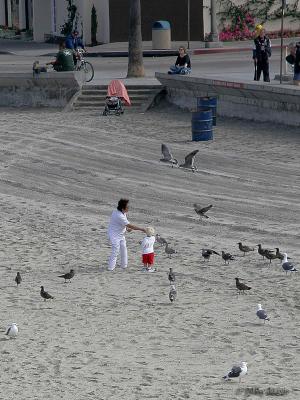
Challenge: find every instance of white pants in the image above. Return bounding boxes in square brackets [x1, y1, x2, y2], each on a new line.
[108, 237, 128, 271]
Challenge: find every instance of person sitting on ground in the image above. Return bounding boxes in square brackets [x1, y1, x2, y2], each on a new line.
[46, 41, 75, 72]
[168, 46, 191, 75]
[286, 42, 300, 85]
[141, 227, 156, 272]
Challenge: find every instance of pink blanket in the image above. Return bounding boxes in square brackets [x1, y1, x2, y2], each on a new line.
[107, 80, 131, 106]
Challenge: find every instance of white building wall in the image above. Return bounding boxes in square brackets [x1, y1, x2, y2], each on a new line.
[32, 0, 51, 41]
[0, 0, 6, 25]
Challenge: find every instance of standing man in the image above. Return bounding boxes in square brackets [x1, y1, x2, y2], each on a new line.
[253, 26, 272, 82]
[107, 199, 146, 271]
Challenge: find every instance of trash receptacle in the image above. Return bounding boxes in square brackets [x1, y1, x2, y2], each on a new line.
[197, 97, 218, 126]
[192, 109, 213, 141]
[152, 20, 171, 50]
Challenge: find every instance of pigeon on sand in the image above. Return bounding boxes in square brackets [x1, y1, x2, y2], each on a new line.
[238, 242, 254, 256]
[194, 204, 213, 219]
[223, 362, 248, 383]
[235, 278, 251, 294]
[58, 269, 75, 283]
[282, 253, 297, 274]
[201, 249, 220, 261]
[5, 323, 18, 338]
[165, 243, 176, 258]
[222, 251, 235, 264]
[40, 286, 54, 301]
[15, 272, 22, 286]
[169, 285, 177, 302]
[256, 304, 270, 323]
[168, 268, 176, 283]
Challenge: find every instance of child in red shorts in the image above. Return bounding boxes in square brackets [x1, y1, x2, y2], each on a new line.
[141, 227, 156, 272]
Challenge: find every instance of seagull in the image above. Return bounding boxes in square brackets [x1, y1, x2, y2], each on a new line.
[40, 286, 54, 301]
[155, 234, 167, 246]
[194, 204, 213, 219]
[168, 268, 175, 283]
[169, 285, 177, 302]
[160, 144, 178, 167]
[275, 248, 290, 262]
[237, 242, 254, 256]
[235, 278, 251, 294]
[5, 323, 18, 338]
[257, 244, 273, 259]
[58, 269, 75, 283]
[179, 150, 199, 172]
[282, 253, 297, 274]
[222, 251, 235, 264]
[201, 249, 220, 261]
[15, 272, 22, 287]
[223, 362, 248, 383]
[256, 304, 270, 323]
[264, 251, 278, 264]
[165, 243, 176, 258]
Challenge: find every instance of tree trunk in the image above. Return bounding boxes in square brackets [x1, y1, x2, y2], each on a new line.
[127, 0, 145, 77]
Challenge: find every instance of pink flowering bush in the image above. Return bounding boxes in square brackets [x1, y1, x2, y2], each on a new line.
[219, 7, 256, 41]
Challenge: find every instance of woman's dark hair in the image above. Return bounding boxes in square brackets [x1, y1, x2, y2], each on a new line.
[117, 199, 129, 211]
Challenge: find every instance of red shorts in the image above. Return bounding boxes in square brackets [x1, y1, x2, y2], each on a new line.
[142, 253, 155, 265]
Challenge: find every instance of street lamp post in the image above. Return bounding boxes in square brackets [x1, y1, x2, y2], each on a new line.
[279, 0, 286, 84]
[187, 0, 190, 49]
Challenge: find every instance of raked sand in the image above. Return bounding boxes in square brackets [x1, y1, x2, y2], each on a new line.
[0, 104, 299, 399]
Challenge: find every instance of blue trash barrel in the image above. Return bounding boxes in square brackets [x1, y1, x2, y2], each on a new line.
[197, 97, 217, 126]
[192, 109, 213, 141]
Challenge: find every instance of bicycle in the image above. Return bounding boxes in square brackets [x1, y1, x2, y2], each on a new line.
[75, 48, 94, 82]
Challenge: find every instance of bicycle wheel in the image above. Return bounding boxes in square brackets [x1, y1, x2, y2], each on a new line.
[83, 61, 94, 82]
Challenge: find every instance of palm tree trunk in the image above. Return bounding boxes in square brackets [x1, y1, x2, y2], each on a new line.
[127, 0, 145, 77]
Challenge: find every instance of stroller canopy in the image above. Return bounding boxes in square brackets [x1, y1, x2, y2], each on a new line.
[107, 80, 131, 106]
[107, 79, 131, 106]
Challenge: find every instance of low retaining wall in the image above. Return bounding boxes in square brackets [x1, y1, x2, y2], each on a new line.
[0, 72, 81, 108]
[155, 73, 300, 126]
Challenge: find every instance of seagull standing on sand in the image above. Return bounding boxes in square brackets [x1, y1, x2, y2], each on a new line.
[223, 362, 248, 383]
[194, 204, 213, 219]
[235, 278, 251, 294]
[155, 234, 167, 246]
[179, 150, 199, 172]
[5, 323, 18, 338]
[160, 144, 178, 167]
[165, 243, 176, 258]
[169, 285, 177, 302]
[256, 304, 270, 323]
[282, 253, 297, 274]
[238, 242, 254, 256]
[201, 249, 220, 262]
[168, 268, 176, 283]
[58, 269, 75, 283]
[257, 244, 273, 259]
[40, 286, 54, 301]
[15, 272, 22, 287]
[222, 251, 235, 264]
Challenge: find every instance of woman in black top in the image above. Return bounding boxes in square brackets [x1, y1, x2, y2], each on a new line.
[168, 46, 191, 75]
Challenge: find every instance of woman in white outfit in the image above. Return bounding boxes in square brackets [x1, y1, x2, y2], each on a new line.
[107, 199, 146, 271]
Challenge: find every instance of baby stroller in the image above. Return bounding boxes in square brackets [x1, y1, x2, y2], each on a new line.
[103, 80, 131, 116]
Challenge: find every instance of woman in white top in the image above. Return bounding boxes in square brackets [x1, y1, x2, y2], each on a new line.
[107, 199, 146, 271]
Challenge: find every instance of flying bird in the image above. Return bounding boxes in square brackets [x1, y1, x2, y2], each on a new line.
[40, 286, 54, 301]
[282, 253, 297, 274]
[256, 304, 270, 323]
[5, 323, 18, 339]
[15, 272, 22, 287]
[235, 278, 251, 294]
[222, 251, 235, 264]
[155, 234, 168, 246]
[194, 204, 213, 219]
[160, 144, 178, 167]
[165, 243, 176, 258]
[201, 249, 220, 261]
[179, 150, 199, 172]
[169, 285, 177, 302]
[58, 269, 75, 283]
[223, 362, 248, 383]
[237, 242, 254, 256]
[168, 268, 176, 283]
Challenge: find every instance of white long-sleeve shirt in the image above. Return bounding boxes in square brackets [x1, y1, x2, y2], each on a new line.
[108, 210, 129, 241]
[141, 236, 155, 254]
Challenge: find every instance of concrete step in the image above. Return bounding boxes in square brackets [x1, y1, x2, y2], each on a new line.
[82, 84, 162, 90]
[76, 95, 150, 102]
[74, 101, 142, 107]
[81, 89, 159, 96]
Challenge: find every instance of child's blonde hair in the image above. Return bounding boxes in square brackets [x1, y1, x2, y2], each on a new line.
[145, 226, 155, 236]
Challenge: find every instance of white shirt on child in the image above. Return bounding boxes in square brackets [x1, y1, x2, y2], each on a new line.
[141, 236, 155, 254]
[108, 210, 129, 241]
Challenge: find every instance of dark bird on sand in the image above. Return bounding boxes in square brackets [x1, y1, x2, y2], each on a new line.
[237, 242, 254, 256]
[40, 286, 54, 301]
[155, 234, 168, 246]
[58, 269, 75, 283]
[223, 362, 248, 383]
[222, 251, 235, 264]
[264, 251, 278, 264]
[15, 272, 22, 286]
[282, 253, 297, 274]
[168, 268, 176, 283]
[201, 249, 220, 261]
[165, 243, 176, 258]
[256, 244, 274, 259]
[169, 285, 177, 302]
[179, 150, 199, 172]
[275, 248, 290, 262]
[160, 144, 178, 167]
[194, 204, 213, 219]
[235, 278, 251, 294]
